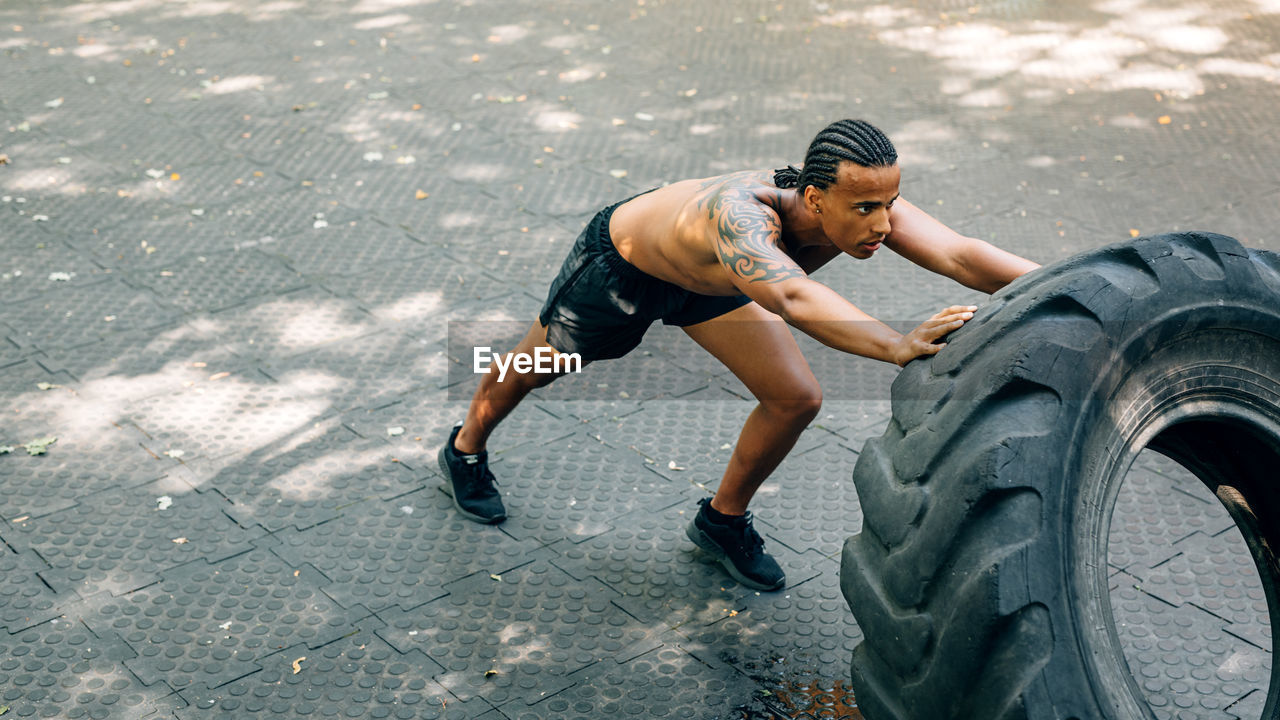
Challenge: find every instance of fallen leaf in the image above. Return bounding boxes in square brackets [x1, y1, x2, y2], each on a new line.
[1129, 229, 1141, 238]
[170, 173, 180, 181]
[1158, 115, 1172, 125]
[292, 657, 305, 674]
[24, 437, 56, 455]
[415, 190, 429, 200]
[0, 155, 8, 165]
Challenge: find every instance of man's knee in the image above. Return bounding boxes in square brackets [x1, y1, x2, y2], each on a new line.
[763, 384, 822, 423]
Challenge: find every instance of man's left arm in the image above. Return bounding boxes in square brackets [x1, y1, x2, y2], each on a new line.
[884, 198, 1040, 293]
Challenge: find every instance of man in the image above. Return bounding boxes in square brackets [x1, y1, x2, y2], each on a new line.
[439, 119, 1039, 591]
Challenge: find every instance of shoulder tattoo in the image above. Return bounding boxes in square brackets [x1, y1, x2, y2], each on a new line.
[696, 177, 805, 285]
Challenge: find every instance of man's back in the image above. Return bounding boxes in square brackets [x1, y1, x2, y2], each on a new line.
[608, 170, 823, 296]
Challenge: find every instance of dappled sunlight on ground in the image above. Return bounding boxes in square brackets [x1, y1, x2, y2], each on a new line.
[842, 0, 1279, 101]
[265, 440, 396, 500]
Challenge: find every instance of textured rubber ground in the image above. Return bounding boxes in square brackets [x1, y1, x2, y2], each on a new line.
[841, 233, 1280, 720]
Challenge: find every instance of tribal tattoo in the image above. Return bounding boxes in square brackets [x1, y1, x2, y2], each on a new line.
[696, 173, 806, 285]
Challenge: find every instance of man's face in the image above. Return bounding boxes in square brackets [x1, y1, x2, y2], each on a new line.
[808, 161, 901, 259]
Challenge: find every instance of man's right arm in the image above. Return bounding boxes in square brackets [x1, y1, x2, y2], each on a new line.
[710, 198, 973, 366]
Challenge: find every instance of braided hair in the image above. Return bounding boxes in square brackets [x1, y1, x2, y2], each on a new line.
[774, 119, 897, 191]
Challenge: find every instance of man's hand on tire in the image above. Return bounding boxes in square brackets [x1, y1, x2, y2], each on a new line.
[892, 305, 977, 367]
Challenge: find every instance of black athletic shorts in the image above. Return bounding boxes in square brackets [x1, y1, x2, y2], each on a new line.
[538, 194, 753, 362]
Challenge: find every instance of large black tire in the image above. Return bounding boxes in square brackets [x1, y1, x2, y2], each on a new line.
[840, 232, 1280, 720]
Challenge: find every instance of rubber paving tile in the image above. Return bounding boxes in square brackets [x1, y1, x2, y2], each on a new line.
[197, 285, 381, 363]
[3, 277, 182, 353]
[0, 228, 107, 306]
[1144, 529, 1271, 652]
[500, 635, 759, 720]
[31, 320, 250, 408]
[252, 330, 450, 415]
[180, 417, 420, 533]
[125, 247, 309, 314]
[4, 476, 262, 598]
[176, 629, 500, 720]
[376, 559, 654, 709]
[1111, 583, 1268, 720]
[270, 488, 535, 614]
[0, 544, 66, 635]
[1, 381, 168, 523]
[484, 429, 692, 546]
[74, 544, 373, 693]
[0, 617, 184, 720]
[1109, 452, 1237, 578]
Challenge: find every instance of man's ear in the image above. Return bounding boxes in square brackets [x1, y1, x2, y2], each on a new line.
[803, 185, 823, 214]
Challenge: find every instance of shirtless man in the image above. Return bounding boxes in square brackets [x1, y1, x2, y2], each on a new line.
[439, 119, 1039, 591]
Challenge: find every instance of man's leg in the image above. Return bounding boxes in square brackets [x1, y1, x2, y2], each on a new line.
[454, 319, 573, 454]
[681, 301, 822, 514]
[441, 319, 577, 523]
[679, 301, 821, 590]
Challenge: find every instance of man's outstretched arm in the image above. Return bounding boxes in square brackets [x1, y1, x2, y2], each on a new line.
[710, 197, 973, 366]
[885, 198, 1039, 293]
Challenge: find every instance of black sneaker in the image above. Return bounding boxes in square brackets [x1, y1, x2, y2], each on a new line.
[686, 498, 785, 591]
[438, 423, 507, 524]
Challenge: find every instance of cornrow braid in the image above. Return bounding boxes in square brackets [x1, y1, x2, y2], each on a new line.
[773, 119, 897, 190]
